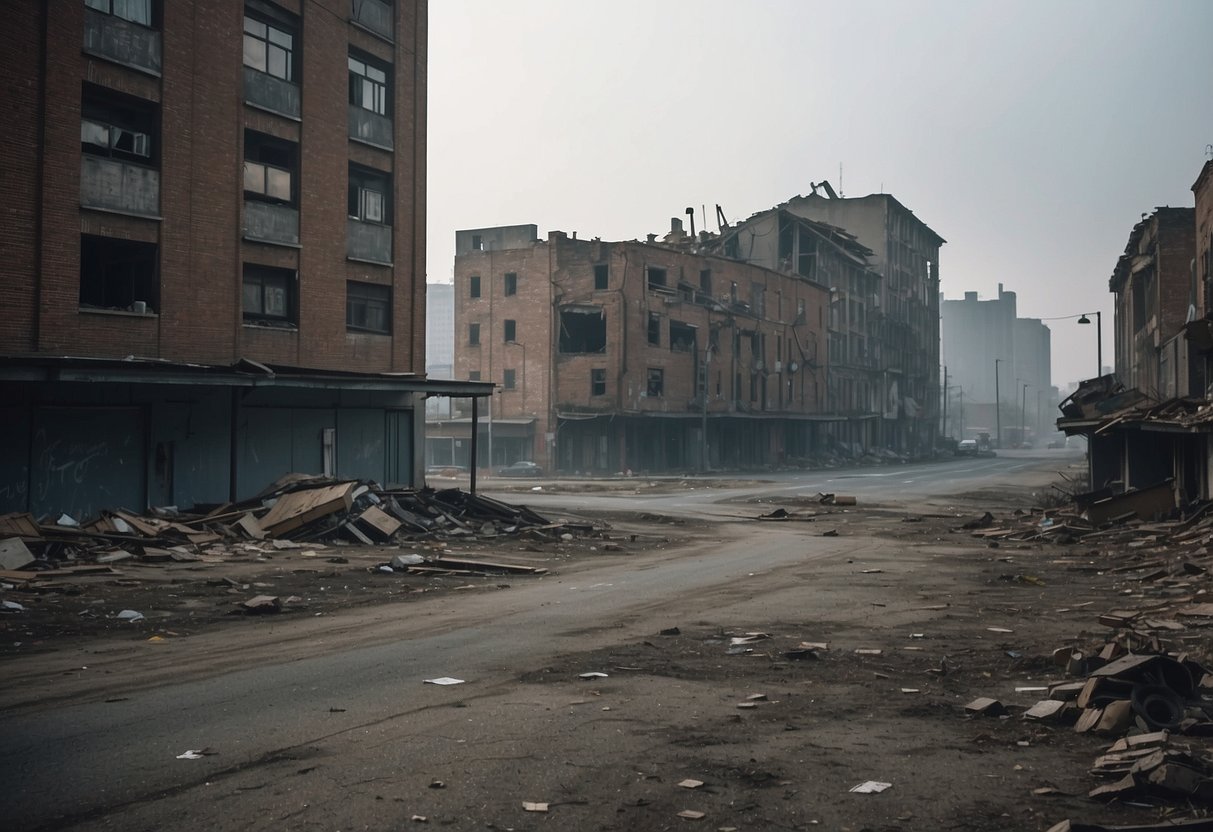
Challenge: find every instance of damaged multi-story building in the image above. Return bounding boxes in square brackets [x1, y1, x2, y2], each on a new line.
[433, 223, 831, 473]
[0, 0, 486, 519]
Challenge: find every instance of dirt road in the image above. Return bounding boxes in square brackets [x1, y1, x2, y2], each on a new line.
[1, 452, 1184, 831]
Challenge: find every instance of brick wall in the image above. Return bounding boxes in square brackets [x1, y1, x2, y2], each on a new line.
[1, 0, 426, 373]
[1195, 162, 1213, 320]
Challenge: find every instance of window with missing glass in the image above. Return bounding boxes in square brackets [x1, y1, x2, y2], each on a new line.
[346, 281, 391, 334]
[593, 263, 609, 290]
[243, 8, 296, 82]
[348, 165, 390, 224]
[86, 0, 153, 26]
[349, 51, 390, 116]
[243, 130, 295, 204]
[81, 85, 158, 165]
[243, 263, 295, 324]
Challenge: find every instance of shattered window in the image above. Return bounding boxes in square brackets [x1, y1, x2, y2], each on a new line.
[559, 307, 606, 353]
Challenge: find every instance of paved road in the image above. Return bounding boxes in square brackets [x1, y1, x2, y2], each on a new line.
[0, 450, 1079, 830]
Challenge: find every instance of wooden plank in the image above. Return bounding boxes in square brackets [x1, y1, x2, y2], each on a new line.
[0, 513, 42, 538]
[430, 555, 547, 575]
[260, 483, 355, 537]
[0, 537, 35, 571]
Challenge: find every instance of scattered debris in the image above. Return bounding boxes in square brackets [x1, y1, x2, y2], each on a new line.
[676, 809, 706, 819]
[677, 779, 705, 789]
[423, 677, 465, 686]
[849, 781, 892, 794]
[522, 802, 549, 813]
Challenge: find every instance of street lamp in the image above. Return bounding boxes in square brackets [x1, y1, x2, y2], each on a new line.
[1077, 311, 1103, 377]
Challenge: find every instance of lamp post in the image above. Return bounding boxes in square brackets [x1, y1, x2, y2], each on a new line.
[1077, 311, 1102, 377]
[994, 358, 1003, 449]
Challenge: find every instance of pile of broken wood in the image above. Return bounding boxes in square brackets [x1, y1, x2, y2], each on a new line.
[0, 474, 587, 581]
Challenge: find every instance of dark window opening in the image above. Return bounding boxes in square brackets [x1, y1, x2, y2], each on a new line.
[730, 281, 738, 304]
[594, 263, 609, 290]
[80, 234, 158, 312]
[471, 234, 483, 251]
[647, 312, 661, 346]
[469, 275, 481, 298]
[559, 308, 606, 353]
[504, 272, 517, 296]
[503, 319, 516, 342]
[81, 84, 158, 165]
[751, 284, 766, 317]
[244, 130, 296, 204]
[348, 164, 390, 224]
[243, 6, 297, 82]
[699, 269, 712, 294]
[796, 229, 817, 278]
[349, 50, 390, 116]
[646, 266, 667, 289]
[243, 263, 296, 324]
[723, 235, 740, 259]
[86, 0, 154, 26]
[468, 322, 480, 345]
[503, 369, 516, 390]
[750, 373, 759, 402]
[670, 320, 696, 353]
[346, 280, 391, 334]
[591, 369, 606, 396]
[468, 370, 481, 381]
[647, 368, 664, 397]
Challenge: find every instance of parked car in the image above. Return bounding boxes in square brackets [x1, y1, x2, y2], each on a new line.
[957, 439, 979, 456]
[498, 460, 543, 477]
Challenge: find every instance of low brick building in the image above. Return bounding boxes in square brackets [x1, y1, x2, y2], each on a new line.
[0, 0, 486, 518]
[437, 225, 831, 474]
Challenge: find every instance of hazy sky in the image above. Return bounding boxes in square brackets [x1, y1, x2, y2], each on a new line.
[428, 0, 1213, 388]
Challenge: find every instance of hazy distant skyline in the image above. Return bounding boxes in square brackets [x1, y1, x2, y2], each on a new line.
[428, 0, 1213, 388]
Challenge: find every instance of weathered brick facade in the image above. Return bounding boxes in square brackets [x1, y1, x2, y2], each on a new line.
[449, 227, 830, 473]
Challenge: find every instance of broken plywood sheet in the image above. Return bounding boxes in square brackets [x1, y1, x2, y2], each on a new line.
[357, 505, 402, 541]
[259, 482, 355, 538]
[0, 537, 36, 571]
[0, 513, 41, 538]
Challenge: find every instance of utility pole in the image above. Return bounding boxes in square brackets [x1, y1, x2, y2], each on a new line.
[994, 358, 1003, 449]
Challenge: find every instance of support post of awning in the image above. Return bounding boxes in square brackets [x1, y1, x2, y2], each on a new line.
[469, 396, 480, 494]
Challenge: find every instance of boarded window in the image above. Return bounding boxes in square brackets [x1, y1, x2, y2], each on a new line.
[559, 307, 606, 353]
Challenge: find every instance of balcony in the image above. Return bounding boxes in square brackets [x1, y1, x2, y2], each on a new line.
[350, 0, 393, 40]
[347, 218, 392, 264]
[83, 7, 162, 75]
[244, 201, 299, 246]
[349, 104, 393, 150]
[243, 66, 300, 120]
[80, 156, 159, 217]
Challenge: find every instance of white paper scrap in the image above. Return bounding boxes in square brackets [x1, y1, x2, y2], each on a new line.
[849, 781, 892, 794]
[423, 677, 465, 686]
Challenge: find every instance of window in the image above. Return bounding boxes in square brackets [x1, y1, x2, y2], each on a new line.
[471, 234, 483, 251]
[468, 323, 480, 345]
[503, 319, 516, 342]
[503, 369, 516, 390]
[244, 131, 295, 204]
[646, 266, 667, 289]
[349, 51, 390, 116]
[591, 369, 606, 396]
[504, 272, 517, 296]
[670, 320, 696, 353]
[646, 368, 664, 397]
[699, 269, 712, 294]
[81, 85, 157, 165]
[243, 264, 295, 323]
[559, 307, 606, 353]
[647, 312, 661, 346]
[751, 284, 766, 317]
[79, 235, 158, 312]
[85, 0, 153, 26]
[468, 370, 481, 381]
[346, 281, 391, 333]
[348, 165, 390, 224]
[243, 9, 296, 82]
[350, 0, 393, 39]
[593, 263, 609, 290]
[469, 275, 481, 298]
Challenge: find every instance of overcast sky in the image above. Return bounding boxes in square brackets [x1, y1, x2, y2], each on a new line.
[427, 0, 1213, 388]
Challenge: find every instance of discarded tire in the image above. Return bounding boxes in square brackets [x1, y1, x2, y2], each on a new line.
[1130, 684, 1185, 730]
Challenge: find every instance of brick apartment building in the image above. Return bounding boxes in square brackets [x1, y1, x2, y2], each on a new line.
[1109, 207, 1196, 396]
[433, 224, 830, 474]
[0, 0, 485, 519]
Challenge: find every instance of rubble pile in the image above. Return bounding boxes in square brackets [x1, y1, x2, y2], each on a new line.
[0, 474, 593, 580]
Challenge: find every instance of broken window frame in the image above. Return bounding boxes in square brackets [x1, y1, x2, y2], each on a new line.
[591, 368, 606, 396]
[699, 268, 712, 295]
[669, 320, 696, 353]
[558, 306, 606, 354]
[86, 0, 155, 27]
[243, 6, 297, 83]
[504, 272, 518, 296]
[348, 164, 391, 224]
[244, 130, 296, 205]
[345, 280, 391, 334]
[348, 50, 390, 116]
[469, 275, 481, 298]
[593, 263, 609, 290]
[468, 322, 480, 345]
[242, 263, 296, 324]
[503, 319, 516, 343]
[646, 265, 667, 289]
[646, 368, 664, 398]
[79, 234, 159, 313]
[81, 84, 158, 166]
[503, 368, 516, 390]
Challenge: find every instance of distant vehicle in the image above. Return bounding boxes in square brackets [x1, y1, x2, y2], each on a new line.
[498, 460, 543, 477]
[957, 439, 979, 456]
